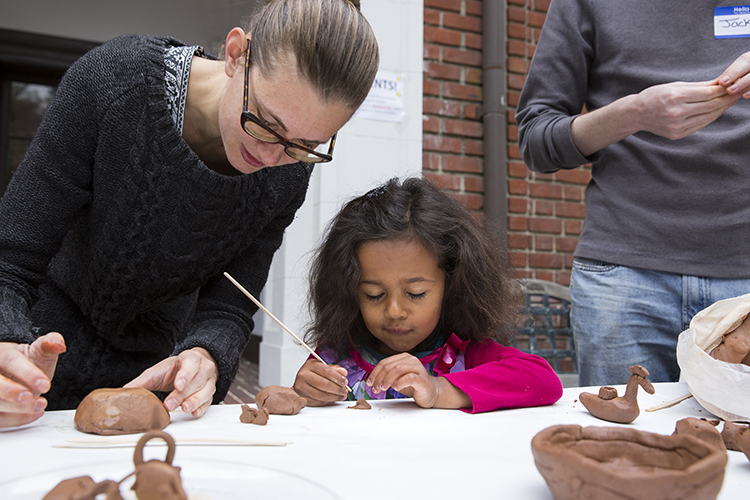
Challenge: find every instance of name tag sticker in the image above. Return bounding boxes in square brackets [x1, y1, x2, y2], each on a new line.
[715, 6, 750, 38]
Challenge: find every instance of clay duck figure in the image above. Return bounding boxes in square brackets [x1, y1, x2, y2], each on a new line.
[579, 365, 655, 424]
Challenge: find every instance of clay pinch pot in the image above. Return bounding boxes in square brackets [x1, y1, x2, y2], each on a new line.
[255, 385, 308, 415]
[531, 423, 727, 500]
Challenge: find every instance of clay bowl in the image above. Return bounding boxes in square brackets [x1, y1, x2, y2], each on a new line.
[531, 424, 727, 500]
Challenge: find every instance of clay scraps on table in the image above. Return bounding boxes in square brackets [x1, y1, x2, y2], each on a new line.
[74, 387, 170, 436]
[43, 431, 186, 500]
[348, 398, 371, 410]
[579, 364, 655, 424]
[239, 404, 270, 425]
[255, 385, 308, 415]
[722, 421, 750, 462]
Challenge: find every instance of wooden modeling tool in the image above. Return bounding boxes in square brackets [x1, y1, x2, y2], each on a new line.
[223, 272, 352, 393]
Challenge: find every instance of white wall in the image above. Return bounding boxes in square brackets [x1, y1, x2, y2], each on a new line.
[258, 0, 424, 387]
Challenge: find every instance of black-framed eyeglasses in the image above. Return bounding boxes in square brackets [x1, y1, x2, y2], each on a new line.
[241, 40, 336, 164]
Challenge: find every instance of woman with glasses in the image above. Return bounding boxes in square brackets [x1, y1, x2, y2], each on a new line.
[0, 0, 378, 428]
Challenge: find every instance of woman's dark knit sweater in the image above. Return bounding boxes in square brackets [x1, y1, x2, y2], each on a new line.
[0, 35, 313, 409]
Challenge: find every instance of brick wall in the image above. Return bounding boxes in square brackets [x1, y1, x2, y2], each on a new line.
[423, 0, 591, 286]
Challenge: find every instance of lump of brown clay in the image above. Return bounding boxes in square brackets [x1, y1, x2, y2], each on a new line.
[710, 320, 750, 366]
[721, 421, 750, 461]
[239, 404, 269, 425]
[43, 476, 123, 500]
[579, 365, 655, 424]
[131, 431, 187, 500]
[672, 418, 725, 452]
[75, 388, 170, 435]
[531, 421, 728, 500]
[255, 385, 307, 415]
[347, 398, 371, 410]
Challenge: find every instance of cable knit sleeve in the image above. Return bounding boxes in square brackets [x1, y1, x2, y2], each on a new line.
[0, 39, 107, 343]
[444, 340, 563, 414]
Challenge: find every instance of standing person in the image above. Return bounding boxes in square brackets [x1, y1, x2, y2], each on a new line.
[293, 178, 563, 413]
[515, 0, 750, 386]
[0, 0, 379, 428]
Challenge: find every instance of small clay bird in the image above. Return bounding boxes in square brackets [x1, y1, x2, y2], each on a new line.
[580, 364, 655, 424]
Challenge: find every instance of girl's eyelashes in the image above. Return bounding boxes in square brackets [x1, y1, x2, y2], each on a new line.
[365, 293, 384, 302]
[407, 292, 426, 300]
[363, 291, 427, 301]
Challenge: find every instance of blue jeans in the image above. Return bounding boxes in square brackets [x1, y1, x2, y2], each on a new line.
[570, 258, 750, 386]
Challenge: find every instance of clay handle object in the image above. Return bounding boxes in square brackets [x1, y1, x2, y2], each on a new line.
[134, 431, 177, 467]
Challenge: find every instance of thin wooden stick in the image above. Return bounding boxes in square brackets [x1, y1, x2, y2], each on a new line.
[224, 272, 352, 393]
[55, 437, 291, 448]
[645, 393, 693, 412]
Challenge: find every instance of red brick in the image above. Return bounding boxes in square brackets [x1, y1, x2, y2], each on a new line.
[534, 270, 555, 282]
[534, 0, 552, 12]
[424, 98, 462, 117]
[449, 192, 483, 210]
[443, 155, 482, 173]
[425, 0, 461, 12]
[444, 12, 482, 32]
[535, 235, 554, 251]
[508, 73, 526, 90]
[465, 33, 482, 50]
[510, 251, 529, 267]
[424, 172, 462, 190]
[423, 79, 441, 96]
[509, 216, 528, 231]
[529, 218, 562, 234]
[423, 134, 462, 153]
[529, 182, 562, 199]
[424, 26, 461, 47]
[424, 8, 441, 26]
[465, 68, 482, 85]
[529, 253, 564, 269]
[424, 61, 462, 81]
[564, 220, 584, 235]
[508, 7, 527, 23]
[423, 115, 440, 134]
[443, 82, 482, 101]
[443, 118, 482, 138]
[508, 197, 529, 213]
[464, 103, 481, 120]
[534, 200, 553, 215]
[507, 23, 528, 40]
[556, 236, 579, 253]
[424, 43, 441, 60]
[563, 185, 584, 201]
[529, 11, 547, 28]
[443, 47, 482, 67]
[466, 0, 482, 16]
[508, 162, 528, 178]
[464, 139, 483, 156]
[508, 179, 528, 195]
[423, 153, 441, 171]
[464, 175, 484, 193]
[507, 56, 529, 74]
[555, 201, 587, 219]
[509, 233, 531, 249]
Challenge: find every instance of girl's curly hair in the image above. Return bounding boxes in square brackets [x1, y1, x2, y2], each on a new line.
[304, 177, 522, 352]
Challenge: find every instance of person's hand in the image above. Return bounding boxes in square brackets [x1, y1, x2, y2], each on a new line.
[367, 353, 471, 410]
[718, 51, 750, 98]
[124, 347, 218, 418]
[634, 81, 738, 140]
[0, 332, 66, 428]
[292, 359, 348, 406]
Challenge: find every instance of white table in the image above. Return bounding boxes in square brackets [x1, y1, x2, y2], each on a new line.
[1, 382, 748, 499]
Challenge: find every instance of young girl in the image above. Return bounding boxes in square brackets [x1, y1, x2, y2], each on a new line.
[293, 178, 563, 413]
[0, 0, 378, 428]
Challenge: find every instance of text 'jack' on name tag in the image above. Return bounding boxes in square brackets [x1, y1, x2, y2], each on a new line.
[715, 5, 750, 38]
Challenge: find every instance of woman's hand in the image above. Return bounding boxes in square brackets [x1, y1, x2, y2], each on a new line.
[293, 359, 348, 406]
[124, 347, 218, 418]
[367, 353, 471, 410]
[0, 332, 66, 428]
[718, 51, 750, 98]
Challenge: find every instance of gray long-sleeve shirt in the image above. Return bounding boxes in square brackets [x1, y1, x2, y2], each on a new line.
[516, 0, 750, 278]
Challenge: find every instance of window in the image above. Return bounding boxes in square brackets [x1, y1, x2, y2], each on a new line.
[0, 29, 98, 196]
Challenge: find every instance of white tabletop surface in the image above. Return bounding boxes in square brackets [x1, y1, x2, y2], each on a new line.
[1, 382, 748, 499]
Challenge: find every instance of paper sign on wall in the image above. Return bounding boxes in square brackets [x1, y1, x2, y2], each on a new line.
[354, 71, 404, 123]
